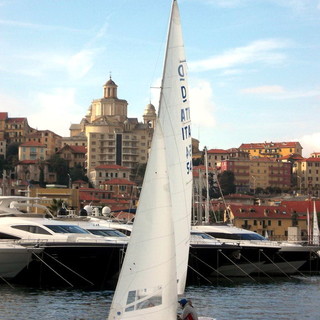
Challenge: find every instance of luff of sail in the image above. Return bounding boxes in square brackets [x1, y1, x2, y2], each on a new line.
[107, 120, 177, 320]
[158, 0, 192, 295]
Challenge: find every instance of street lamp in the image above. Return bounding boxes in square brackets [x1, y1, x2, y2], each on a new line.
[67, 174, 72, 189]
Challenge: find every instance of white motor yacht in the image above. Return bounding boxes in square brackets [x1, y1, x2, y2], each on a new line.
[0, 197, 127, 289]
[192, 224, 319, 276]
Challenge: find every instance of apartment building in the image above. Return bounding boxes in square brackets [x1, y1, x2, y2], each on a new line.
[227, 203, 308, 240]
[0, 113, 36, 144]
[207, 148, 249, 168]
[56, 145, 87, 168]
[221, 158, 292, 193]
[239, 141, 303, 159]
[294, 157, 320, 196]
[25, 129, 62, 159]
[18, 141, 46, 161]
[90, 164, 131, 188]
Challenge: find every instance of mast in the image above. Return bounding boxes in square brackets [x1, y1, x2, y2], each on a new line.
[204, 147, 210, 223]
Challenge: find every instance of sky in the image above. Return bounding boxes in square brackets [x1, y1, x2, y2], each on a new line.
[1, 0, 319, 157]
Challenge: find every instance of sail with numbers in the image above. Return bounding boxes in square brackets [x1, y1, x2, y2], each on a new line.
[107, 1, 192, 319]
[157, 0, 192, 296]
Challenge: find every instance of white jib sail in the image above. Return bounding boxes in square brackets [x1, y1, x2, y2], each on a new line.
[108, 120, 177, 320]
[158, 0, 193, 295]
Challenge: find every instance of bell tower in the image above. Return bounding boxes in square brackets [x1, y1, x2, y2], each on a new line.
[103, 76, 118, 98]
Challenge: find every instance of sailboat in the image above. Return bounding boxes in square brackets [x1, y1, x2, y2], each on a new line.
[108, 1, 201, 319]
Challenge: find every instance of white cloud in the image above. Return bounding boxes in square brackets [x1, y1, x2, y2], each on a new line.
[189, 39, 290, 72]
[0, 92, 26, 115]
[28, 88, 82, 136]
[190, 79, 216, 128]
[241, 85, 285, 94]
[240, 85, 320, 99]
[297, 132, 320, 157]
[67, 49, 99, 80]
[201, 0, 248, 8]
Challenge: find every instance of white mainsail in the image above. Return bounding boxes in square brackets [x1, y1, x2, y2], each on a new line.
[108, 120, 177, 320]
[158, 0, 193, 295]
[313, 201, 319, 245]
[108, 1, 191, 318]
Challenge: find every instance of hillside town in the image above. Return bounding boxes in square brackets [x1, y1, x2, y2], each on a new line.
[1, 77, 319, 243]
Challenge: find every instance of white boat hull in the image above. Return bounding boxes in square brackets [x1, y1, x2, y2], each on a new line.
[0, 243, 39, 278]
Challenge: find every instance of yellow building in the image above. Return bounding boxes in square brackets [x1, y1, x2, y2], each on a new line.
[29, 187, 80, 214]
[294, 157, 320, 196]
[18, 142, 46, 161]
[239, 141, 303, 159]
[221, 158, 292, 193]
[25, 129, 62, 159]
[227, 203, 308, 241]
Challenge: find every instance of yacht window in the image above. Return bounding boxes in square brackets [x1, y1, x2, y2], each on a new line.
[0, 232, 21, 239]
[11, 225, 51, 235]
[191, 232, 213, 239]
[117, 229, 131, 236]
[88, 229, 127, 237]
[207, 232, 265, 241]
[45, 225, 89, 234]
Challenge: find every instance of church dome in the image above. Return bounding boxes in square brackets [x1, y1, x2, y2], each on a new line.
[143, 103, 156, 116]
[104, 78, 117, 87]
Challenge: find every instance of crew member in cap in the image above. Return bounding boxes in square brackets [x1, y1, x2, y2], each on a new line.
[178, 298, 199, 320]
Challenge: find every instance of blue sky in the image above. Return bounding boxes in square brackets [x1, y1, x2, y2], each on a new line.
[1, 0, 319, 157]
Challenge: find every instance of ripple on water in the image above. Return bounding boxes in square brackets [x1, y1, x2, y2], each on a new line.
[0, 278, 320, 320]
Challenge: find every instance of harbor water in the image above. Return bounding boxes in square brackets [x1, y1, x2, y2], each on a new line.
[0, 277, 319, 320]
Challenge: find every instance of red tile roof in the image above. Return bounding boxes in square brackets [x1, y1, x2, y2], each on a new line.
[239, 141, 300, 149]
[281, 200, 320, 214]
[79, 192, 100, 201]
[207, 149, 228, 154]
[229, 203, 305, 220]
[279, 154, 305, 160]
[305, 157, 320, 162]
[6, 117, 26, 123]
[229, 200, 320, 220]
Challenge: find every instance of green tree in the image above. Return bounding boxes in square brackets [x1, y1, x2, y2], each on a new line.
[219, 171, 236, 195]
[69, 164, 88, 182]
[4, 142, 19, 172]
[47, 155, 69, 185]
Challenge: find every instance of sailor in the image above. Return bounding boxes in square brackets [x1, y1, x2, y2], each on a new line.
[178, 298, 199, 320]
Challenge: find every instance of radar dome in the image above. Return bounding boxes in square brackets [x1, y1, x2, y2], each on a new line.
[84, 205, 93, 215]
[102, 206, 111, 216]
